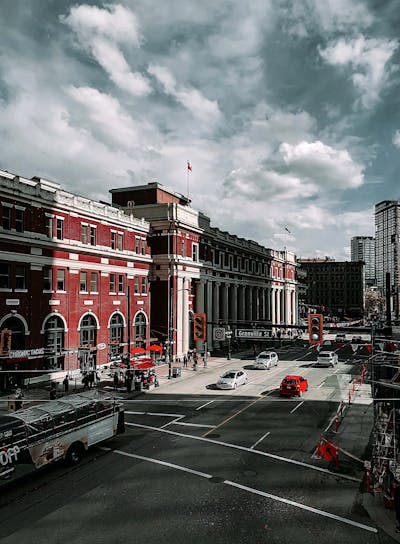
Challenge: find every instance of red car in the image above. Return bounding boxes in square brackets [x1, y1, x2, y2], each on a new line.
[280, 375, 308, 397]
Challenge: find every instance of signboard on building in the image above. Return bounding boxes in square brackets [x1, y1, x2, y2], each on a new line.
[235, 329, 271, 339]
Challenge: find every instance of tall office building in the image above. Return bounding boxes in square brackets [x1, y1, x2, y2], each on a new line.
[375, 200, 400, 317]
[351, 236, 375, 286]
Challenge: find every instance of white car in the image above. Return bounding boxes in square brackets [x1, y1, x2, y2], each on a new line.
[217, 369, 248, 390]
[253, 351, 278, 370]
[317, 351, 338, 367]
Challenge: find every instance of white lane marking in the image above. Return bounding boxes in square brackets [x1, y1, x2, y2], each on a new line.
[225, 481, 377, 534]
[101, 447, 212, 479]
[196, 400, 214, 411]
[290, 401, 304, 414]
[125, 411, 184, 418]
[317, 382, 324, 389]
[125, 423, 361, 483]
[250, 431, 270, 449]
[161, 416, 183, 429]
[173, 422, 215, 428]
[324, 412, 339, 433]
[101, 447, 376, 533]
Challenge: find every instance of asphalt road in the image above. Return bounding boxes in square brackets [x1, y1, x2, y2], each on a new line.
[0, 348, 393, 544]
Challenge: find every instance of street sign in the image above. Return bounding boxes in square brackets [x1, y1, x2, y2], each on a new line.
[96, 343, 107, 350]
[235, 329, 271, 339]
[225, 330, 233, 339]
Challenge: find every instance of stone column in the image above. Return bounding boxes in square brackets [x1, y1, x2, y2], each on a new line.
[221, 283, 229, 323]
[246, 286, 252, 322]
[206, 281, 213, 349]
[213, 282, 220, 324]
[230, 284, 238, 324]
[238, 285, 245, 321]
[276, 289, 281, 325]
[182, 281, 189, 355]
[271, 288, 276, 324]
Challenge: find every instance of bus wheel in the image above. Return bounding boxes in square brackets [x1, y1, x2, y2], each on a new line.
[66, 442, 84, 465]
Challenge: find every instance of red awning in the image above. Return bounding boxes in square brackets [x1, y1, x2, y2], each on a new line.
[148, 345, 163, 352]
[133, 361, 155, 369]
[130, 347, 146, 355]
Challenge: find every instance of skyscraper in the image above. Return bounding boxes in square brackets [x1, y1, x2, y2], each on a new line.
[350, 236, 375, 286]
[375, 200, 400, 318]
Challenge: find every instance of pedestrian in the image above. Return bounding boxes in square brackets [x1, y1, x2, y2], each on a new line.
[193, 353, 198, 371]
[88, 370, 95, 389]
[126, 374, 132, 393]
[183, 354, 188, 368]
[49, 382, 57, 400]
[63, 375, 69, 393]
[14, 387, 24, 410]
[168, 360, 172, 379]
[393, 480, 400, 532]
[113, 372, 119, 391]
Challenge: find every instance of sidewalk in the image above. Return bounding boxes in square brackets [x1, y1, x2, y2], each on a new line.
[0, 354, 237, 412]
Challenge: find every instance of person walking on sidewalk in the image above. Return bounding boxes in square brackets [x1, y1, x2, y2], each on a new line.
[183, 354, 188, 368]
[63, 375, 69, 393]
[14, 387, 24, 410]
[49, 382, 57, 400]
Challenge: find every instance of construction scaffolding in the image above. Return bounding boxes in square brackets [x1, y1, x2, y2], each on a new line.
[369, 346, 400, 492]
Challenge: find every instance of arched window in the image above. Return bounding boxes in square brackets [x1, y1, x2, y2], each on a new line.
[79, 314, 97, 370]
[109, 313, 124, 358]
[1, 316, 25, 350]
[44, 315, 65, 370]
[133, 312, 147, 348]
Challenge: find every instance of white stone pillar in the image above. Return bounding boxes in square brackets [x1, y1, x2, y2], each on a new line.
[276, 289, 281, 324]
[182, 281, 189, 355]
[271, 288, 276, 324]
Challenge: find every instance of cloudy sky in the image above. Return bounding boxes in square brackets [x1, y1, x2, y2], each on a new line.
[1, 0, 399, 259]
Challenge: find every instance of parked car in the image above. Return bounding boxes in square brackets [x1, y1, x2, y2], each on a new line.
[335, 333, 347, 342]
[351, 335, 363, 343]
[280, 375, 308, 397]
[253, 351, 278, 370]
[216, 370, 248, 390]
[317, 351, 338, 367]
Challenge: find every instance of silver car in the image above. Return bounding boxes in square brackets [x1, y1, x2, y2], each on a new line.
[217, 370, 248, 389]
[253, 351, 279, 370]
[317, 351, 338, 367]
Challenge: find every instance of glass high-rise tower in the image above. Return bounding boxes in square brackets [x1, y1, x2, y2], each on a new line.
[350, 236, 375, 286]
[375, 200, 400, 317]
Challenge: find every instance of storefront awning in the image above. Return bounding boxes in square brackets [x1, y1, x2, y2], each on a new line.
[132, 361, 155, 369]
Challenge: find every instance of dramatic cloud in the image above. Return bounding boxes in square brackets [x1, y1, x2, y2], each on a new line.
[319, 36, 398, 108]
[62, 4, 151, 96]
[279, 141, 364, 189]
[393, 130, 400, 148]
[148, 64, 222, 124]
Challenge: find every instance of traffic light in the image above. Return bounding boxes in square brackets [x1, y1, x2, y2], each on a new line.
[308, 314, 323, 345]
[0, 329, 12, 355]
[193, 313, 206, 341]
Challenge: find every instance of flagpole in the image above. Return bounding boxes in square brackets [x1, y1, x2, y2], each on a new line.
[187, 164, 189, 202]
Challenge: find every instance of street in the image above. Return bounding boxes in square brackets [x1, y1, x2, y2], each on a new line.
[0, 349, 394, 543]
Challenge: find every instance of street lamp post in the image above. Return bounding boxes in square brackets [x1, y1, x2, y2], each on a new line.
[226, 327, 232, 360]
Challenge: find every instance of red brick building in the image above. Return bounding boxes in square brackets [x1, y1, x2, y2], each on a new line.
[0, 170, 151, 387]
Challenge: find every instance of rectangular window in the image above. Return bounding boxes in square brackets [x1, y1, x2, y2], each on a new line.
[141, 239, 145, 255]
[80, 271, 88, 292]
[111, 232, 116, 250]
[0, 263, 10, 289]
[57, 269, 65, 291]
[43, 267, 52, 291]
[110, 273, 116, 293]
[15, 265, 26, 289]
[141, 277, 147, 294]
[2, 206, 11, 230]
[135, 237, 140, 253]
[81, 224, 88, 244]
[192, 243, 198, 262]
[118, 274, 125, 293]
[90, 226, 96, 246]
[15, 209, 24, 233]
[181, 240, 185, 257]
[134, 276, 140, 294]
[90, 272, 98, 293]
[45, 216, 53, 238]
[118, 233, 123, 251]
[56, 218, 64, 240]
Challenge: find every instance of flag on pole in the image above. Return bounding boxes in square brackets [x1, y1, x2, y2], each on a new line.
[187, 161, 192, 172]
